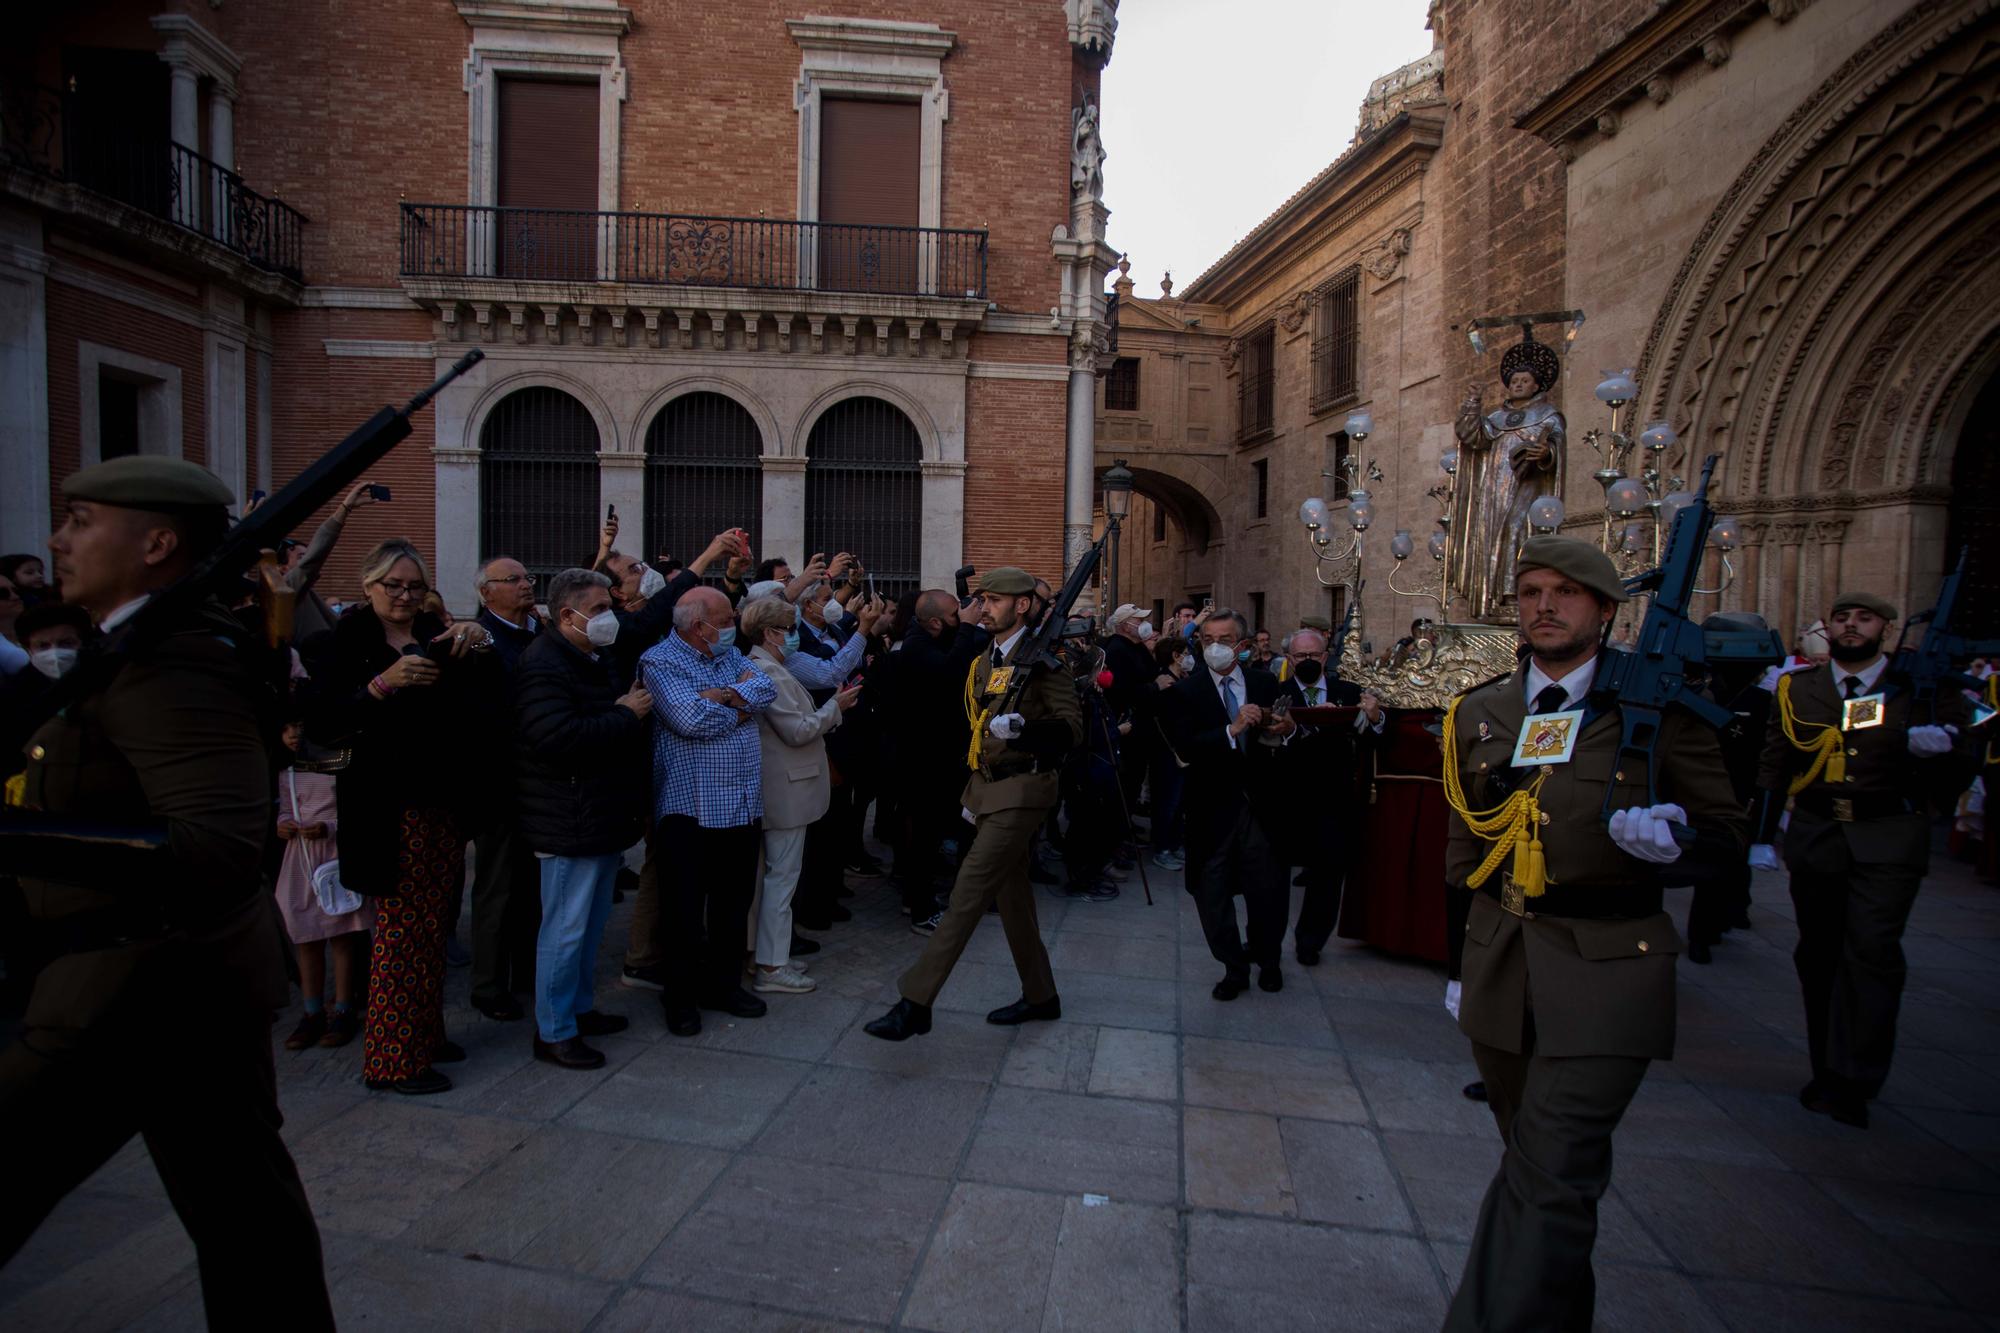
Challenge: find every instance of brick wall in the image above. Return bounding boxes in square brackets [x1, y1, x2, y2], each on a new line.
[964, 377, 1066, 582]
[43, 279, 207, 530]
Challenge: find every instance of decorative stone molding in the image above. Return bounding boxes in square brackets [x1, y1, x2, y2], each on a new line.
[1701, 34, 1732, 66]
[1065, 0, 1118, 62]
[1595, 110, 1621, 137]
[1277, 289, 1312, 334]
[1362, 227, 1413, 280]
[1645, 75, 1673, 104]
[150, 14, 243, 98]
[789, 19, 953, 233]
[459, 1, 628, 217]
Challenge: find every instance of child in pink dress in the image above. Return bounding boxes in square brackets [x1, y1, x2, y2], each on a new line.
[275, 720, 373, 1049]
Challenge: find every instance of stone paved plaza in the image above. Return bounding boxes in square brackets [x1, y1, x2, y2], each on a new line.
[4, 847, 1999, 1331]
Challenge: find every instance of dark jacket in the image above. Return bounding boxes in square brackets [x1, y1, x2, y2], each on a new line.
[476, 607, 543, 673]
[301, 608, 503, 894]
[1101, 633, 1156, 717]
[513, 629, 649, 856]
[605, 567, 702, 689]
[1163, 664, 1291, 850]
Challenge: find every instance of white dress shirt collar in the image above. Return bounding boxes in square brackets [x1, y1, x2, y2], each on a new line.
[99, 595, 152, 632]
[1523, 653, 1599, 711]
[993, 625, 1028, 662]
[1831, 655, 1888, 695]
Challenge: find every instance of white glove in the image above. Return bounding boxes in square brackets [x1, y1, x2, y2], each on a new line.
[1608, 803, 1688, 864]
[1908, 724, 1957, 757]
[989, 713, 1025, 740]
[1747, 844, 1780, 871]
[636, 564, 667, 598]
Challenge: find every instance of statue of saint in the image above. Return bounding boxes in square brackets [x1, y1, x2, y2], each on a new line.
[1449, 333, 1564, 620]
[1071, 98, 1106, 200]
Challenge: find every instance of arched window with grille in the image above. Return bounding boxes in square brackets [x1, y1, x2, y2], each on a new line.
[644, 392, 764, 574]
[479, 386, 601, 597]
[804, 397, 922, 597]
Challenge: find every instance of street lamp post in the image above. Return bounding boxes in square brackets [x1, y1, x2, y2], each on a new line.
[1102, 458, 1134, 612]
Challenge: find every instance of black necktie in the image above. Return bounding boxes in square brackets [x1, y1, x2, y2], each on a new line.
[992, 646, 1006, 669]
[1842, 676, 1862, 699]
[1532, 684, 1569, 715]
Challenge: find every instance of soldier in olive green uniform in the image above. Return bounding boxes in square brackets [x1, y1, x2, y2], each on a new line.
[1442, 538, 1744, 1333]
[866, 567, 1083, 1041]
[1758, 590, 1978, 1129]
[0, 458, 333, 1328]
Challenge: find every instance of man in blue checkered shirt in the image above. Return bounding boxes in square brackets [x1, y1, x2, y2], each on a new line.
[638, 585, 778, 1036]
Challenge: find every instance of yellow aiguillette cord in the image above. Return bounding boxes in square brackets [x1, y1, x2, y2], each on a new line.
[1440, 693, 1551, 897]
[1775, 671, 1846, 795]
[964, 656, 993, 773]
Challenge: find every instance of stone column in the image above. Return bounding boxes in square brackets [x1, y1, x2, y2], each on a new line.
[433, 447, 483, 616]
[167, 65, 200, 227]
[1814, 518, 1849, 615]
[760, 455, 808, 573]
[920, 458, 968, 589]
[207, 85, 235, 245]
[0, 205, 51, 553]
[1733, 521, 1763, 617]
[203, 288, 246, 502]
[599, 452, 646, 554]
[1065, 342, 1097, 575]
[1774, 521, 1808, 644]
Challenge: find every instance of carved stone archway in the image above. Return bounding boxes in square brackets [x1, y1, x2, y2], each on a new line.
[1639, 0, 2000, 631]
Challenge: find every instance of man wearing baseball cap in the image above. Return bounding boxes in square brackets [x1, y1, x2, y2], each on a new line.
[1440, 536, 1743, 1332]
[1759, 587, 1977, 1130]
[3, 457, 333, 1326]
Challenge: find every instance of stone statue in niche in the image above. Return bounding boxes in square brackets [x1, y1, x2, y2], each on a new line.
[1449, 332, 1565, 621]
[1071, 97, 1106, 200]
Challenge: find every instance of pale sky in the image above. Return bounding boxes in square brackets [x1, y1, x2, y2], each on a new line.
[1100, 0, 1437, 296]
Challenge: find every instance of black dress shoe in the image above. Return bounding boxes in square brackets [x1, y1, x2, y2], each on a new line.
[790, 933, 822, 956]
[1463, 1081, 1488, 1102]
[1258, 966, 1283, 993]
[472, 995, 524, 1022]
[987, 995, 1061, 1025]
[576, 1010, 629, 1038]
[699, 988, 767, 1019]
[1212, 974, 1249, 1001]
[533, 1036, 606, 1070]
[664, 1004, 702, 1037]
[1295, 947, 1321, 967]
[824, 903, 853, 923]
[431, 1039, 467, 1064]
[366, 1068, 452, 1095]
[795, 913, 833, 932]
[864, 998, 934, 1041]
[1800, 1079, 1869, 1128]
[1687, 938, 1713, 965]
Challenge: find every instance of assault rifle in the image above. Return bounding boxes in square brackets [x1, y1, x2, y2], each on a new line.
[1887, 550, 2000, 724]
[988, 531, 1107, 723]
[0, 348, 486, 884]
[1592, 453, 1784, 844]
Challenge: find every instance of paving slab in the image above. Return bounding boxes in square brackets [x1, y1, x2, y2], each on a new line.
[1185, 1213, 1448, 1332]
[1182, 1034, 1367, 1121]
[559, 1044, 810, 1149]
[755, 1065, 989, 1178]
[962, 1085, 1181, 1204]
[901, 1183, 1064, 1333]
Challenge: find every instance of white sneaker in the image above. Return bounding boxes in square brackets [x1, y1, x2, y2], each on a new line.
[754, 965, 816, 994]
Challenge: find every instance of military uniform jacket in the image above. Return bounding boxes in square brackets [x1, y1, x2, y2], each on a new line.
[962, 635, 1084, 816]
[1446, 663, 1745, 1059]
[1755, 663, 1977, 865]
[15, 600, 287, 1033]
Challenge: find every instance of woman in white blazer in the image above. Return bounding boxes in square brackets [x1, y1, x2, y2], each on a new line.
[742, 595, 860, 992]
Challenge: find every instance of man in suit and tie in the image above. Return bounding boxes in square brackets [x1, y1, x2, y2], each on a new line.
[1165, 607, 1298, 999]
[1276, 628, 1375, 965]
[1758, 590, 1977, 1129]
[865, 567, 1082, 1040]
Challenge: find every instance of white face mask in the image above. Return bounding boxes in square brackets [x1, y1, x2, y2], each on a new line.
[1202, 642, 1238, 673]
[1136, 621, 1154, 639]
[1176, 653, 1194, 674]
[30, 646, 78, 679]
[636, 564, 667, 599]
[571, 608, 619, 647]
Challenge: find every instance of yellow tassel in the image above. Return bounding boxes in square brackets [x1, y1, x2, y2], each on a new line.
[1523, 829, 1547, 898]
[1441, 694, 1552, 891]
[963, 658, 992, 773]
[1776, 672, 1847, 795]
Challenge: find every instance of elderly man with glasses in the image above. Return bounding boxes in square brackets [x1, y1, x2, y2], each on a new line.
[464, 554, 543, 1022]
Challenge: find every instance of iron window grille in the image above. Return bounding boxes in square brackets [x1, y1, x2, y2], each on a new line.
[1253, 458, 1269, 519]
[1237, 325, 1276, 444]
[479, 387, 602, 600]
[1104, 356, 1140, 412]
[804, 398, 924, 600]
[644, 393, 765, 582]
[1310, 265, 1361, 415]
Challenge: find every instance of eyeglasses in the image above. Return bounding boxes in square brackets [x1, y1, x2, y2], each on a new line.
[485, 573, 534, 586]
[376, 580, 430, 600]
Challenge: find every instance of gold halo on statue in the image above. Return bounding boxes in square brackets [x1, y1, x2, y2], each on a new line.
[1498, 335, 1561, 394]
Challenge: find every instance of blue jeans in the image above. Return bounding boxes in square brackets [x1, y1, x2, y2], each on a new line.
[534, 852, 620, 1042]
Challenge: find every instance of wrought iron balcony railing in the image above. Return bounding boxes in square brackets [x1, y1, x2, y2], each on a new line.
[1, 82, 307, 282]
[398, 202, 988, 301]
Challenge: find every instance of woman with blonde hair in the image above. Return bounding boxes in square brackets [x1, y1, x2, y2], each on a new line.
[741, 595, 860, 993]
[302, 539, 500, 1095]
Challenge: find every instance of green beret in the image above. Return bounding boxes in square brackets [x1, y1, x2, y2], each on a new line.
[1517, 535, 1629, 603]
[1298, 615, 1333, 632]
[980, 566, 1037, 595]
[62, 456, 234, 511]
[1830, 590, 1898, 622]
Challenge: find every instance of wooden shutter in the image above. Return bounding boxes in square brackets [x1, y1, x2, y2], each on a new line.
[497, 78, 599, 280]
[818, 98, 920, 292]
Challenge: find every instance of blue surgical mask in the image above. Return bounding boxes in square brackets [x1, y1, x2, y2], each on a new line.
[781, 630, 800, 654]
[1236, 647, 1253, 663]
[714, 624, 737, 649]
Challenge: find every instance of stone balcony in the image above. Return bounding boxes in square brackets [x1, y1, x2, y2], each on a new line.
[396, 202, 989, 357]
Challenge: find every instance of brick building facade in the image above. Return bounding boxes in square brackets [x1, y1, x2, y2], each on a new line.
[4, 0, 1122, 609]
[1101, 0, 2000, 649]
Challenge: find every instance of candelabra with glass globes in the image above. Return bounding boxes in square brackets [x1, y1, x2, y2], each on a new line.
[1582, 367, 1739, 591]
[1384, 445, 1459, 619]
[1297, 409, 1383, 597]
